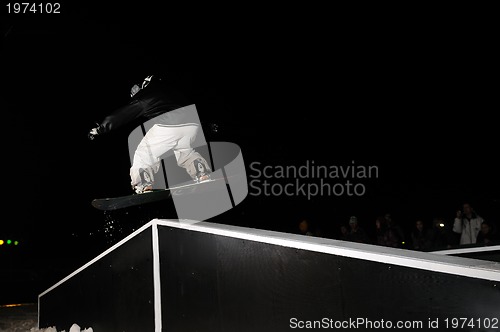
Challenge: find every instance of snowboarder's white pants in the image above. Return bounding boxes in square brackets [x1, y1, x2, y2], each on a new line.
[130, 124, 210, 192]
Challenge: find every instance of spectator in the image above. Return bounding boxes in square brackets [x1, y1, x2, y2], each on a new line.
[339, 224, 349, 241]
[476, 221, 499, 245]
[375, 216, 401, 248]
[452, 203, 484, 245]
[410, 220, 432, 251]
[428, 217, 455, 250]
[345, 216, 370, 244]
[298, 219, 314, 236]
[384, 213, 405, 247]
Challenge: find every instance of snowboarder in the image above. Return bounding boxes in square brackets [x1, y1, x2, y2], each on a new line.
[88, 74, 212, 194]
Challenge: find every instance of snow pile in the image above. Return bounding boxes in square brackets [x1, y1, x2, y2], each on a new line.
[30, 324, 93, 332]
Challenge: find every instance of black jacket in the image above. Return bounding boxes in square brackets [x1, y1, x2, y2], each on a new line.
[97, 80, 194, 135]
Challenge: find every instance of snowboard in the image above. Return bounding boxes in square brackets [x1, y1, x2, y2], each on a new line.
[91, 178, 224, 211]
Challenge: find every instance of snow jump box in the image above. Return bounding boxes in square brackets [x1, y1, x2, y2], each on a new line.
[38, 220, 500, 331]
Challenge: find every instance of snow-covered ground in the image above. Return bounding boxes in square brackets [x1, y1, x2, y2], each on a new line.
[0, 303, 37, 332]
[0, 303, 93, 332]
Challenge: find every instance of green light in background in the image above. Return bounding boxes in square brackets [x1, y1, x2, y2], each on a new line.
[6, 240, 12, 245]
[14, 241, 19, 245]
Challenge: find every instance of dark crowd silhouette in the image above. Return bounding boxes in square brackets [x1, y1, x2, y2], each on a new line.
[295, 202, 499, 251]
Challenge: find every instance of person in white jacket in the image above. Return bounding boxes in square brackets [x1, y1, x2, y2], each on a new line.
[452, 203, 484, 245]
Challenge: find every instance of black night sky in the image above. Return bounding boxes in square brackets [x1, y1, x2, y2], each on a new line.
[1, 5, 499, 303]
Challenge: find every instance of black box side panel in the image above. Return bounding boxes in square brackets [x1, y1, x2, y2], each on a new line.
[158, 226, 221, 331]
[39, 228, 155, 332]
[158, 226, 500, 332]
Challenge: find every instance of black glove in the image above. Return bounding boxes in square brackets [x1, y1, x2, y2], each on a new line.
[88, 124, 101, 141]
